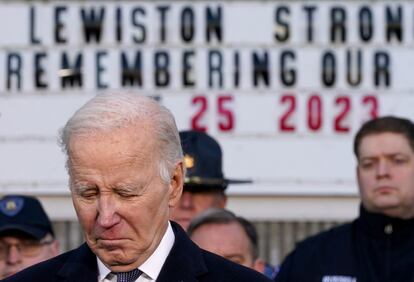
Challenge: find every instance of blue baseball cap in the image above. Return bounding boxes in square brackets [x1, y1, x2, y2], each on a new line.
[0, 195, 54, 240]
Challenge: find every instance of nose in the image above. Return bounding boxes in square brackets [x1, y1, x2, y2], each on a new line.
[97, 195, 121, 228]
[179, 191, 194, 209]
[6, 245, 22, 265]
[376, 159, 390, 178]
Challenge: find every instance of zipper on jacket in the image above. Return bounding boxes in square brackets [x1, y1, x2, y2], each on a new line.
[384, 223, 393, 282]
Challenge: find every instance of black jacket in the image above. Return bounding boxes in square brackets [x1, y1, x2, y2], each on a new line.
[3, 221, 272, 282]
[275, 206, 414, 282]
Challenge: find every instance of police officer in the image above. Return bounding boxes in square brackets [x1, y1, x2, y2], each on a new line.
[0, 195, 59, 279]
[275, 116, 414, 282]
[170, 130, 250, 230]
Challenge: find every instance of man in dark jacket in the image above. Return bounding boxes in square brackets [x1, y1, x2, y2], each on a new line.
[275, 116, 414, 282]
[4, 93, 271, 282]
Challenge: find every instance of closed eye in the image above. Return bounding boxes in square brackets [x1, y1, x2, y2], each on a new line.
[360, 160, 374, 169]
[72, 184, 99, 199]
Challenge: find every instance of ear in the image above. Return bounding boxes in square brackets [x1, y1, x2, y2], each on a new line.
[168, 161, 184, 207]
[356, 165, 362, 193]
[253, 258, 266, 274]
[217, 194, 227, 208]
[50, 240, 61, 256]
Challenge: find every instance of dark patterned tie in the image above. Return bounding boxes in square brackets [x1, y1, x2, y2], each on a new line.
[114, 269, 142, 282]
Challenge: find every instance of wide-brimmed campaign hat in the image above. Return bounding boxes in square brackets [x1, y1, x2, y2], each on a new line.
[179, 130, 251, 191]
[0, 195, 54, 240]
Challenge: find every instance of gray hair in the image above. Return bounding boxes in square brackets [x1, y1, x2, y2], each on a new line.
[59, 92, 183, 183]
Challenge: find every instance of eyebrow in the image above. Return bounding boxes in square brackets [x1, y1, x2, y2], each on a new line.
[70, 181, 96, 192]
[359, 152, 409, 161]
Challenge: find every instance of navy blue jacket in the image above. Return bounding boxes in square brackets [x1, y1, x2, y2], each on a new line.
[274, 206, 414, 282]
[3, 221, 271, 282]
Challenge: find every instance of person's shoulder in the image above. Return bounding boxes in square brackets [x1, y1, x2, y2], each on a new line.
[280, 221, 354, 266]
[201, 249, 272, 282]
[274, 222, 354, 281]
[295, 221, 352, 251]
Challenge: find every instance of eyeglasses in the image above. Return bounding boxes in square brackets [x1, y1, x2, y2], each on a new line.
[0, 238, 54, 260]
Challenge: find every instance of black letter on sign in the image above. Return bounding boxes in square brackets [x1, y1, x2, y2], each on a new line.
[206, 6, 222, 43]
[359, 6, 373, 42]
[346, 49, 362, 87]
[252, 51, 270, 87]
[7, 53, 22, 91]
[115, 6, 122, 43]
[322, 51, 336, 87]
[386, 6, 403, 43]
[280, 50, 296, 87]
[208, 50, 223, 87]
[34, 52, 48, 89]
[157, 6, 170, 43]
[330, 7, 347, 43]
[30, 6, 41, 44]
[182, 50, 195, 87]
[96, 51, 108, 89]
[233, 51, 240, 88]
[121, 51, 143, 87]
[274, 6, 290, 42]
[154, 51, 170, 87]
[55, 6, 67, 44]
[132, 7, 146, 43]
[181, 7, 195, 43]
[81, 7, 105, 43]
[61, 52, 83, 88]
[303, 6, 316, 43]
[374, 51, 390, 87]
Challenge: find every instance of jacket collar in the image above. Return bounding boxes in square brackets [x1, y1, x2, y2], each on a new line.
[358, 204, 414, 241]
[57, 243, 98, 282]
[156, 221, 208, 282]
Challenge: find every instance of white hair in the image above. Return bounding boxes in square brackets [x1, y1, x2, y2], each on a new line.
[59, 92, 183, 183]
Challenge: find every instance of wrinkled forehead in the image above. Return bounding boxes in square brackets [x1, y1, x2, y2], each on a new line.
[67, 125, 159, 169]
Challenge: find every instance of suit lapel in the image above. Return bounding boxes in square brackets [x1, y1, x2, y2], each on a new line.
[156, 222, 208, 282]
[57, 243, 98, 282]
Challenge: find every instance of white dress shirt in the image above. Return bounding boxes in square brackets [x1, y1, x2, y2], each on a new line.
[97, 221, 175, 282]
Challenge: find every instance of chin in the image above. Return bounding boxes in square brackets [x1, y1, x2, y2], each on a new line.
[98, 250, 135, 265]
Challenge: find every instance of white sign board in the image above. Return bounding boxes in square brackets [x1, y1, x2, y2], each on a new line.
[0, 1, 413, 195]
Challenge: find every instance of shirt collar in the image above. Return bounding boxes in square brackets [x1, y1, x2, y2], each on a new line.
[97, 221, 175, 281]
[97, 258, 111, 281]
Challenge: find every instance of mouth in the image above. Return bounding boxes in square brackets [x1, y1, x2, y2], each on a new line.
[95, 239, 129, 252]
[375, 186, 396, 194]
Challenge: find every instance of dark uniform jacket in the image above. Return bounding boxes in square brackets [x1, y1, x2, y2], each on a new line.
[3, 221, 272, 282]
[274, 206, 414, 282]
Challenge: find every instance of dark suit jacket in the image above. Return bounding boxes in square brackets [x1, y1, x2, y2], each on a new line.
[2, 221, 272, 282]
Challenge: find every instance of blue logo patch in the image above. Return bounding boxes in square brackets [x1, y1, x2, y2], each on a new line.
[0, 197, 24, 217]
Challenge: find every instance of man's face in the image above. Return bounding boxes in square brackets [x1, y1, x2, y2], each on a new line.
[357, 132, 414, 219]
[190, 222, 263, 272]
[0, 234, 59, 279]
[68, 127, 183, 272]
[170, 190, 226, 230]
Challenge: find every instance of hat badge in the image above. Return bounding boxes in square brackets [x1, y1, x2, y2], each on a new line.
[0, 197, 24, 217]
[184, 154, 195, 169]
